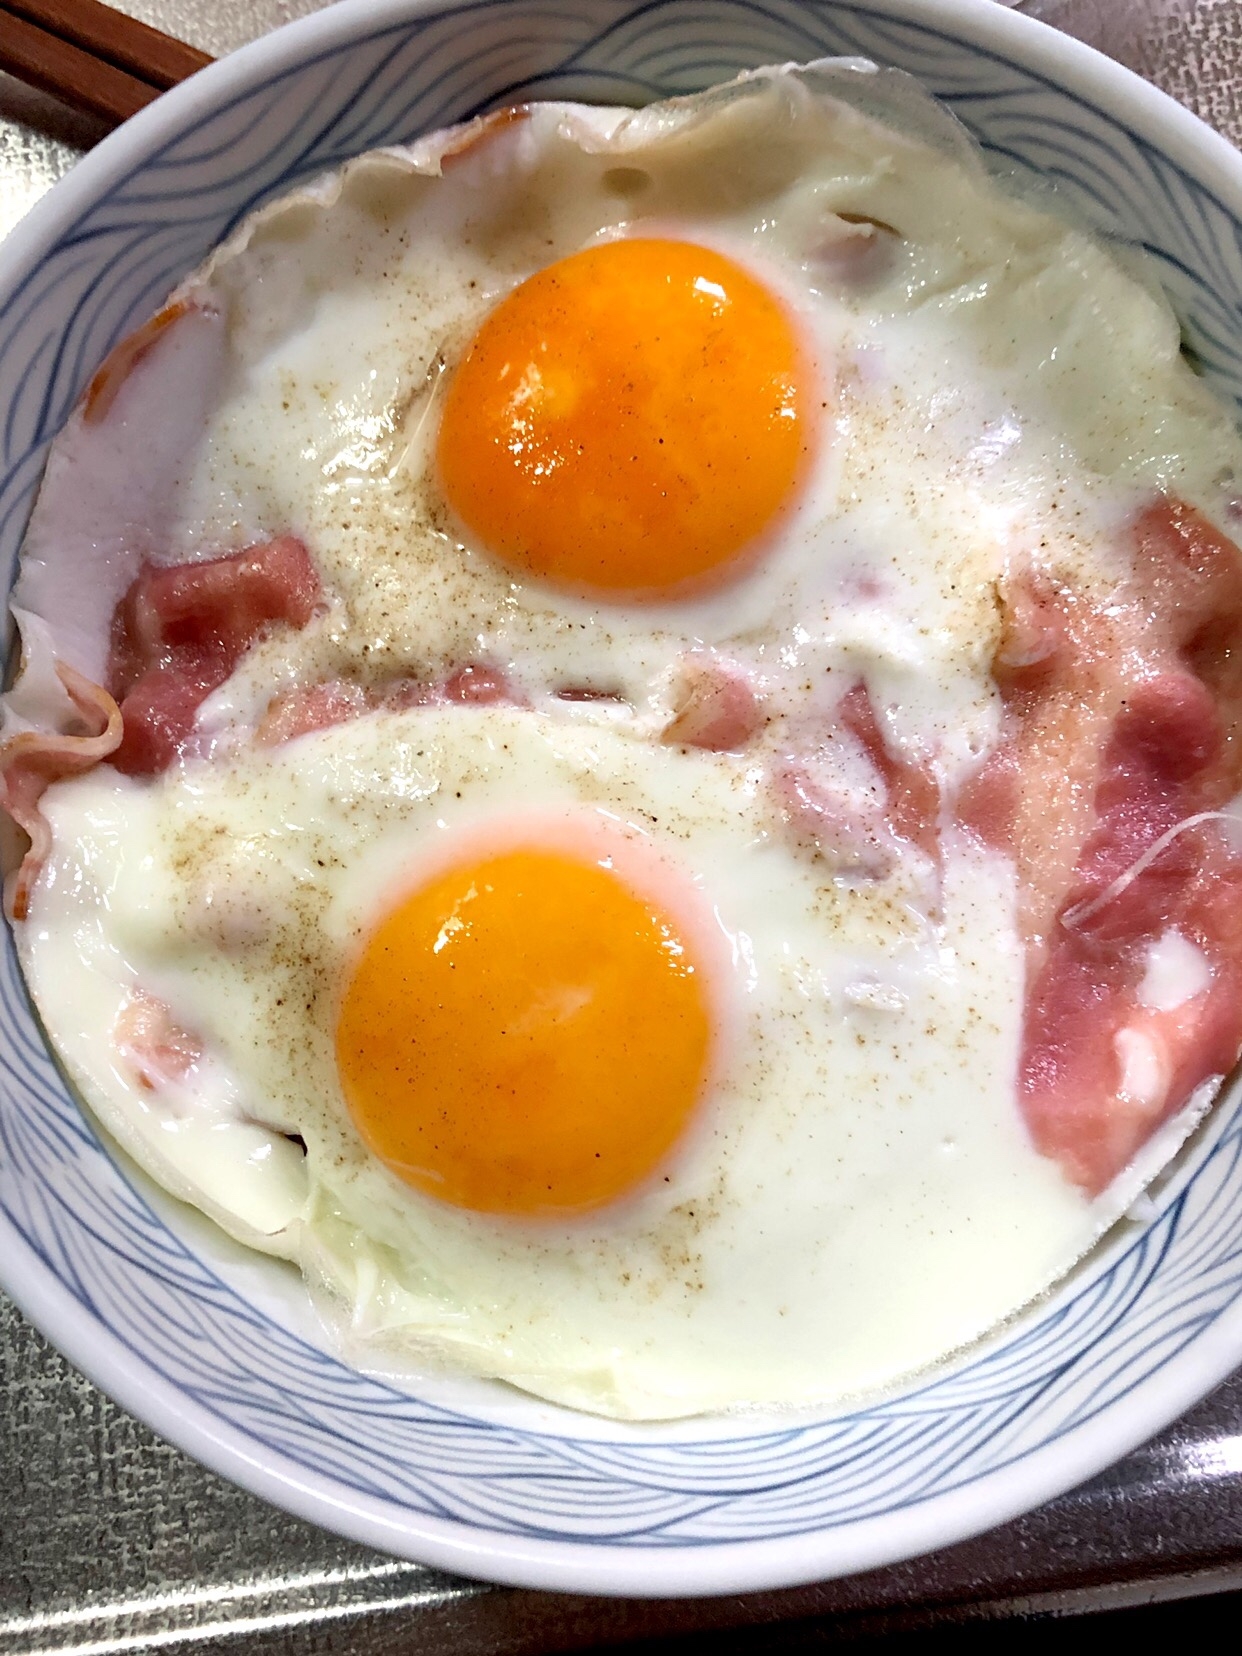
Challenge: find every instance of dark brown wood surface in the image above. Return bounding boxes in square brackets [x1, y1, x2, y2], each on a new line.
[3, 0, 210, 88]
[0, 0, 210, 126]
[0, 7, 155, 121]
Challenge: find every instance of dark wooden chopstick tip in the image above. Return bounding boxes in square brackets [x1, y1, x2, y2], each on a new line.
[4, 0, 210, 89]
[0, 8, 157, 124]
[0, 0, 213, 131]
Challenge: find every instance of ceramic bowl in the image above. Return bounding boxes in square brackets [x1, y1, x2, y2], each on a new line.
[3, 0, 1242, 1598]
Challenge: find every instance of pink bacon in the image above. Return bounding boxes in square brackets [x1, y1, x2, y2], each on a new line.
[257, 663, 523, 747]
[776, 681, 940, 878]
[109, 536, 321, 775]
[0, 663, 122, 921]
[662, 654, 765, 752]
[114, 990, 203, 1092]
[961, 498, 1242, 1193]
[1, 536, 320, 914]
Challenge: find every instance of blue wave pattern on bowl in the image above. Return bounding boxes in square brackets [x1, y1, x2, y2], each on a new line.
[3, 0, 1242, 1549]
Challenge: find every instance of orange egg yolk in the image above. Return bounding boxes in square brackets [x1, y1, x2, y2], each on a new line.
[335, 847, 712, 1215]
[435, 238, 815, 597]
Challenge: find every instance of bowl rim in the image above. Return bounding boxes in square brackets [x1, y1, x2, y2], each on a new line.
[5, 0, 1242, 1599]
[5, 0, 1242, 300]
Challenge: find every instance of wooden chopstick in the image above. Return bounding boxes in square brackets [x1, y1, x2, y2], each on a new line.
[0, 0, 211, 127]
[4, 0, 210, 89]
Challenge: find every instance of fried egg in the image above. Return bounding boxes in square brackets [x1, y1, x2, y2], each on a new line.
[9, 61, 1242, 1419]
[28, 704, 1092, 1417]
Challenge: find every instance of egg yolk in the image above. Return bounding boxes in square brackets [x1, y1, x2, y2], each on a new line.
[335, 847, 712, 1215]
[435, 238, 815, 597]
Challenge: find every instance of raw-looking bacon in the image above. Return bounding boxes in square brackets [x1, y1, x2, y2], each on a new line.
[662, 655, 765, 752]
[961, 498, 1242, 1192]
[258, 681, 370, 746]
[439, 663, 515, 705]
[958, 571, 1126, 957]
[555, 686, 627, 704]
[839, 682, 940, 860]
[114, 990, 203, 1091]
[775, 753, 896, 879]
[257, 664, 522, 747]
[777, 681, 939, 877]
[109, 537, 320, 775]
[1, 663, 122, 921]
[380, 665, 523, 714]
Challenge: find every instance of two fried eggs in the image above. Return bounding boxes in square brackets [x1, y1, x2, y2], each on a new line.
[14, 62, 1242, 1418]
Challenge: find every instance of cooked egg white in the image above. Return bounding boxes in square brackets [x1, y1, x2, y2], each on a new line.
[11, 61, 1242, 1419]
[156, 62, 1242, 786]
[26, 705, 1095, 1418]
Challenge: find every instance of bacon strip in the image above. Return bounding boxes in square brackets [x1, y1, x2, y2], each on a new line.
[839, 683, 940, 860]
[257, 663, 522, 747]
[1, 663, 122, 920]
[959, 571, 1123, 960]
[109, 536, 320, 775]
[257, 681, 370, 746]
[776, 681, 939, 878]
[662, 655, 764, 752]
[439, 663, 515, 706]
[775, 753, 896, 879]
[114, 990, 203, 1091]
[961, 498, 1242, 1192]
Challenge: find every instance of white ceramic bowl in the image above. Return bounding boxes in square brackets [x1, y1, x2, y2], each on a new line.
[3, 0, 1242, 1599]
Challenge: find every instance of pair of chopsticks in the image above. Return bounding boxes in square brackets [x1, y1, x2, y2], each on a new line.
[0, 0, 210, 128]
